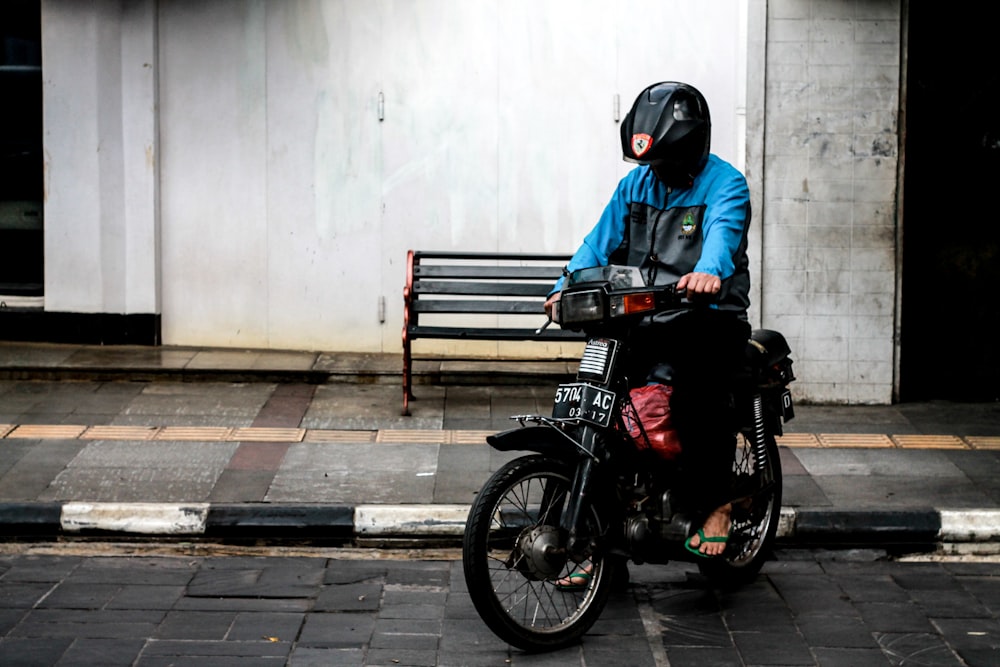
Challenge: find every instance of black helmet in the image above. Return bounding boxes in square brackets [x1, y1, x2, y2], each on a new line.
[621, 82, 711, 187]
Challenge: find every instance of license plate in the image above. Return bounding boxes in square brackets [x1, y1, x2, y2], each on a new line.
[552, 383, 616, 427]
[781, 389, 795, 421]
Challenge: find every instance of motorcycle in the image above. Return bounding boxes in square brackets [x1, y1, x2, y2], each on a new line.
[462, 264, 796, 652]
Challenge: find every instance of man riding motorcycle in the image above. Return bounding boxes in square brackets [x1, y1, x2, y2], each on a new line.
[544, 81, 752, 557]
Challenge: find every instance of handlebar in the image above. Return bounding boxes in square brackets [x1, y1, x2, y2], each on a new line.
[554, 277, 685, 329]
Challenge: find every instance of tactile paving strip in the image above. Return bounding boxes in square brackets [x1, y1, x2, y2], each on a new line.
[450, 430, 494, 444]
[966, 436, 1000, 450]
[817, 433, 895, 448]
[775, 433, 820, 447]
[229, 427, 305, 442]
[7, 424, 87, 439]
[892, 434, 967, 449]
[376, 429, 450, 444]
[81, 426, 159, 440]
[303, 429, 377, 443]
[0, 424, 984, 450]
[155, 426, 233, 441]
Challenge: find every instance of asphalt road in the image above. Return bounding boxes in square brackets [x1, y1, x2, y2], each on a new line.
[0, 544, 997, 667]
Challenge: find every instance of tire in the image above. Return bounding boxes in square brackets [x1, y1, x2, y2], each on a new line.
[462, 455, 618, 652]
[698, 428, 783, 586]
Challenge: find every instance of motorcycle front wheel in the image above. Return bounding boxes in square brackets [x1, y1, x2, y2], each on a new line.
[462, 455, 617, 652]
[699, 428, 783, 586]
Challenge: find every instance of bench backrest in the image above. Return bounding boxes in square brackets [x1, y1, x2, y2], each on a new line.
[404, 250, 582, 339]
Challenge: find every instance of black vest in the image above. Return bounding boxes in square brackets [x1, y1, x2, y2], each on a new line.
[611, 201, 751, 321]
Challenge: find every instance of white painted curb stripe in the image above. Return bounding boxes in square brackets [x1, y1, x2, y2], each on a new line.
[938, 509, 1000, 542]
[777, 507, 796, 538]
[61, 502, 209, 535]
[354, 504, 470, 536]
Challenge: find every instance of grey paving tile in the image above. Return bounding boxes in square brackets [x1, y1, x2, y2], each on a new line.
[810, 647, 892, 667]
[664, 646, 743, 667]
[288, 646, 365, 666]
[836, 575, 911, 603]
[106, 585, 187, 611]
[809, 475, 994, 509]
[40, 466, 224, 502]
[793, 449, 968, 477]
[313, 583, 382, 612]
[365, 647, 438, 666]
[209, 469, 275, 502]
[0, 555, 82, 582]
[140, 638, 289, 657]
[154, 610, 237, 640]
[377, 603, 444, 620]
[55, 638, 146, 667]
[0, 439, 87, 501]
[908, 589, 994, 619]
[875, 632, 964, 666]
[0, 582, 55, 609]
[767, 573, 857, 617]
[795, 614, 880, 649]
[227, 611, 304, 642]
[13, 609, 163, 638]
[0, 637, 73, 666]
[855, 602, 936, 633]
[296, 612, 376, 648]
[266, 468, 436, 503]
[71, 556, 197, 585]
[67, 440, 239, 468]
[302, 384, 444, 430]
[732, 630, 815, 665]
[38, 582, 120, 609]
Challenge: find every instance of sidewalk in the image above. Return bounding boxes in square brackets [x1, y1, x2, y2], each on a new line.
[1, 341, 999, 551]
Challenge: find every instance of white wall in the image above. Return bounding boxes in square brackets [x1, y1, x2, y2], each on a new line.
[42, 0, 764, 354]
[151, 0, 747, 352]
[42, 0, 159, 314]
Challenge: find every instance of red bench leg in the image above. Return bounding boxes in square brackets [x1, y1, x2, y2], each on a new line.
[402, 336, 413, 416]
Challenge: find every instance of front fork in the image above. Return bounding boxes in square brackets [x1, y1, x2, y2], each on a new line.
[542, 425, 603, 561]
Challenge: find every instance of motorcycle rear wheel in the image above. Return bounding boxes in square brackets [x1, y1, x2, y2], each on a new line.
[462, 455, 617, 652]
[698, 429, 783, 586]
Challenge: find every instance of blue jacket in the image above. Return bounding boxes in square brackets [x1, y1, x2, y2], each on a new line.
[553, 155, 751, 319]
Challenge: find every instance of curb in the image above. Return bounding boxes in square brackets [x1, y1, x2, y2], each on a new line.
[3, 502, 1000, 547]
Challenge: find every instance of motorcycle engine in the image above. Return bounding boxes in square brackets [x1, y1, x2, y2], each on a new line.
[623, 488, 675, 560]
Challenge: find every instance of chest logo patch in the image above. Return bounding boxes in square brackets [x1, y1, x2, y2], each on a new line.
[680, 212, 697, 236]
[631, 133, 653, 158]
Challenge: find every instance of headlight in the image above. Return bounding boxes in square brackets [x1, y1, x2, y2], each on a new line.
[559, 289, 604, 324]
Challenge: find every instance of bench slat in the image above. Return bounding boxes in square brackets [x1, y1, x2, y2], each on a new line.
[412, 299, 544, 314]
[413, 281, 552, 297]
[414, 251, 572, 262]
[414, 265, 564, 280]
[407, 325, 583, 341]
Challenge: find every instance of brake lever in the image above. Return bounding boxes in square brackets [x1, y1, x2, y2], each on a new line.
[535, 317, 553, 335]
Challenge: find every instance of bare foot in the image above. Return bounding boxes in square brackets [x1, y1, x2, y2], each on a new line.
[687, 503, 732, 556]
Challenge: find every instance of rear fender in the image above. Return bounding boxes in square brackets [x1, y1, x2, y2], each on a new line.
[486, 425, 580, 459]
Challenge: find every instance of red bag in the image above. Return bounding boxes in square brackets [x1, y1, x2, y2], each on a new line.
[624, 383, 682, 460]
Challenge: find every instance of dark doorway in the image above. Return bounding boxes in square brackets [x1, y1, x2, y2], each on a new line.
[0, 0, 43, 303]
[900, 2, 1000, 401]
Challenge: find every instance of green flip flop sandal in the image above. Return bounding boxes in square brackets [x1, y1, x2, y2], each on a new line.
[684, 528, 729, 559]
[554, 568, 592, 591]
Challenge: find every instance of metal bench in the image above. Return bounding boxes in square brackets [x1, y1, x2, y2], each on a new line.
[402, 250, 585, 415]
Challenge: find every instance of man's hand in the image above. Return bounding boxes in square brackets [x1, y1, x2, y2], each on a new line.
[677, 272, 721, 298]
[544, 292, 561, 319]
